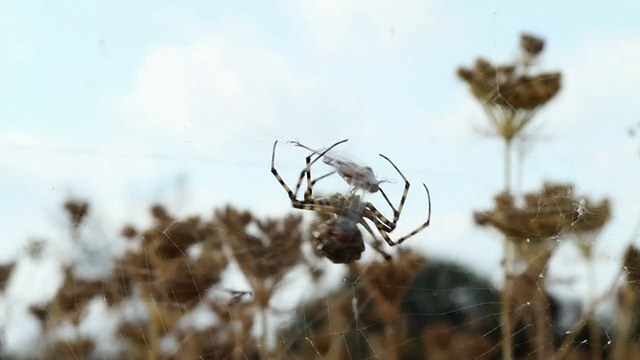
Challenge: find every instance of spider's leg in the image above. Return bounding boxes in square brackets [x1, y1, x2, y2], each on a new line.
[288, 140, 317, 154]
[362, 202, 395, 234]
[271, 141, 299, 202]
[274, 138, 346, 202]
[312, 171, 337, 185]
[302, 139, 349, 201]
[358, 220, 392, 261]
[365, 184, 431, 246]
[295, 202, 343, 214]
[272, 141, 355, 216]
[378, 153, 411, 230]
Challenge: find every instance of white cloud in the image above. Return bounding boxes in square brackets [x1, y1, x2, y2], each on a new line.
[117, 31, 320, 148]
[291, 0, 440, 55]
[551, 34, 640, 131]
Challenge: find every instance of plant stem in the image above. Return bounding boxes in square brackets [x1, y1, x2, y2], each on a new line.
[147, 302, 159, 360]
[260, 308, 270, 360]
[501, 239, 515, 360]
[505, 139, 512, 194]
[384, 321, 399, 360]
[588, 258, 601, 360]
[533, 285, 553, 359]
[613, 285, 636, 360]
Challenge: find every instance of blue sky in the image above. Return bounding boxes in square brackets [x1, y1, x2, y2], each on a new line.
[2, 0, 640, 353]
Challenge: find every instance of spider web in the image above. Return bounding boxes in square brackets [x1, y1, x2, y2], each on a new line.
[2, 3, 640, 359]
[0, 144, 632, 360]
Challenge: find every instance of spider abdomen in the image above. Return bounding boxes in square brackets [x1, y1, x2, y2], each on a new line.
[312, 216, 365, 264]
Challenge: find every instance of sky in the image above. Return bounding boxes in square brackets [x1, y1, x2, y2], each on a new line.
[2, 0, 640, 354]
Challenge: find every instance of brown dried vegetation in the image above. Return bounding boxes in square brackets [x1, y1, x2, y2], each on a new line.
[4, 32, 640, 360]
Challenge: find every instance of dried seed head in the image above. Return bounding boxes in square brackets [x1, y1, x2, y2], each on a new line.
[521, 33, 545, 56]
[64, 199, 89, 228]
[154, 255, 224, 307]
[29, 304, 50, 326]
[53, 266, 114, 324]
[353, 250, 426, 325]
[121, 225, 137, 239]
[121, 249, 153, 284]
[150, 204, 173, 225]
[164, 221, 200, 252]
[215, 206, 253, 233]
[475, 183, 610, 243]
[457, 35, 561, 143]
[0, 262, 15, 293]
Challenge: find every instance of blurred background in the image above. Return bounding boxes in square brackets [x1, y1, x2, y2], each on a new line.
[1, 1, 640, 359]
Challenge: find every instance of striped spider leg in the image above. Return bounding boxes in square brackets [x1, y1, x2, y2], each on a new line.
[288, 140, 383, 193]
[363, 183, 432, 247]
[288, 140, 407, 221]
[271, 139, 348, 207]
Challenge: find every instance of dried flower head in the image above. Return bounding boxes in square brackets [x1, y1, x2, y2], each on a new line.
[121, 224, 137, 239]
[520, 33, 545, 57]
[64, 199, 89, 228]
[457, 34, 561, 144]
[353, 249, 426, 324]
[475, 183, 609, 242]
[0, 262, 15, 292]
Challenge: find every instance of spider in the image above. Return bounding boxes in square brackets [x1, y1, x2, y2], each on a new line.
[271, 139, 431, 263]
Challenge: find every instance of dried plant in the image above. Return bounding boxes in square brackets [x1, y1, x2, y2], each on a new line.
[0, 261, 15, 293]
[460, 32, 564, 360]
[5, 194, 632, 359]
[613, 245, 640, 359]
[458, 33, 561, 193]
[349, 249, 426, 360]
[474, 182, 610, 359]
[64, 199, 89, 230]
[52, 337, 95, 360]
[16, 200, 311, 359]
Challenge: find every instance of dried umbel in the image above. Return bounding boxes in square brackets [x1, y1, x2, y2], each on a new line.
[30, 265, 128, 328]
[153, 255, 225, 307]
[0, 262, 15, 292]
[354, 249, 426, 323]
[222, 207, 304, 279]
[56, 266, 109, 313]
[458, 59, 560, 112]
[457, 33, 561, 145]
[120, 224, 137, 239]
[214, 205, 253, 235]
[160, 221, 201, 257]
[475, 183, 610, 242]
[521, 33, 545, 57]
[64, 199, 89, 228]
